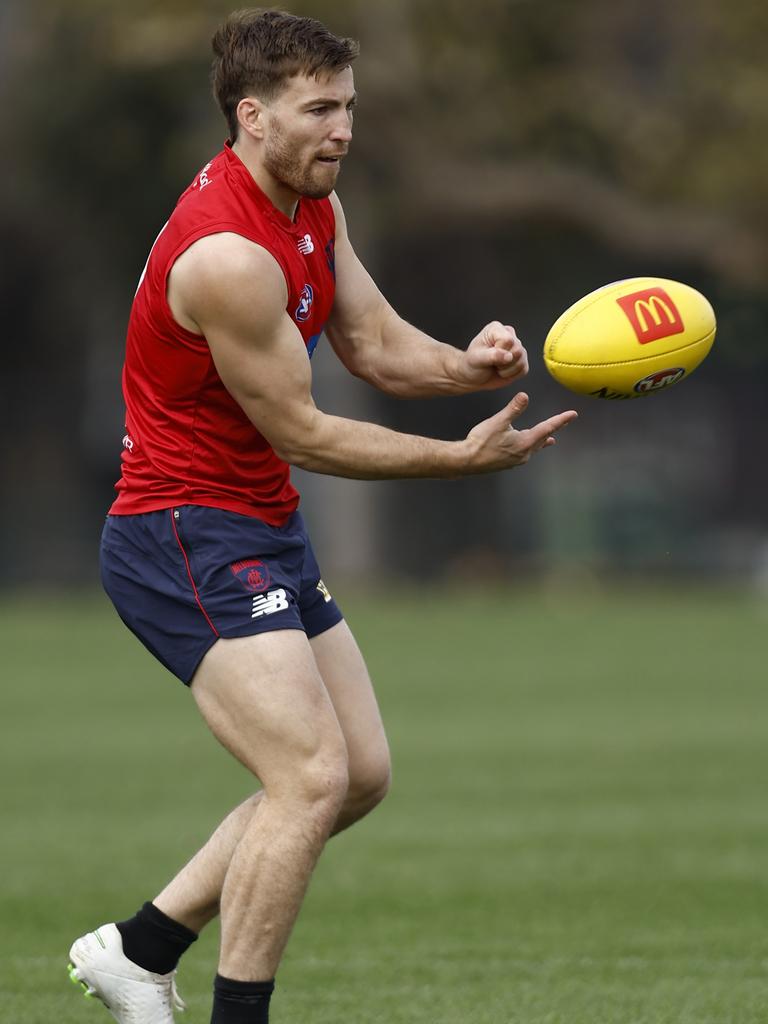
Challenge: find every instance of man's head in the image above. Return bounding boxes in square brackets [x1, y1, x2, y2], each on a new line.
[212, 9, 358, 138]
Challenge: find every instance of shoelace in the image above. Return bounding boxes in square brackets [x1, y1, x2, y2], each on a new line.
[169, 973, 187, 1013]
[154, 971, 186, 1013]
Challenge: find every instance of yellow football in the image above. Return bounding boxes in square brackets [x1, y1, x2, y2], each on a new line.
[543, 277, 716, 399]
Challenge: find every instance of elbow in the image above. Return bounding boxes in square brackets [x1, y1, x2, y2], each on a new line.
[327, 324, 389, 390]
[344, 351, 409, 397]
[271, 435, 310, 467]
[269, 417, 321, 469]
[333, 342, 373, 385]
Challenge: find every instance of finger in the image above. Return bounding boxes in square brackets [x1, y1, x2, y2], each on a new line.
[498, 325, 522, 349]
[484, 322, 520, 350]
[466, 337, 521, 376]
[471, 393, 526, 435]
[476, 392, 530, 433]
[474, 345, 518, 367]
[496, 349, 529, 378]
[525, 409, 578, 446]
[502, 392, 530, 424]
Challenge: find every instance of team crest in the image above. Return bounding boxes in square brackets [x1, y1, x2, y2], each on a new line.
[230, 559, 271, 593]
[295, 283, 314, 322]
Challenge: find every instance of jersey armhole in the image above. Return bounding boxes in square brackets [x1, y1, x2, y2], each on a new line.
[325, 196, 337, 240]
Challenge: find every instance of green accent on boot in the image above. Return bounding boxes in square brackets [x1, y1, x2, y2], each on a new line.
[67, 962, 93, 998]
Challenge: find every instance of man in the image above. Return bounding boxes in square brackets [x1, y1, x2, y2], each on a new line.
[67, 9, 577, 1024]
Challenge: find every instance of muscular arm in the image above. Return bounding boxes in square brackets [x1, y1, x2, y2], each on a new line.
[325, 193, 528, 397]
[168, 233, 575, 480]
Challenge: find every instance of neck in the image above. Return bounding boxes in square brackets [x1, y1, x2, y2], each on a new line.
[231, 137, 299, 220]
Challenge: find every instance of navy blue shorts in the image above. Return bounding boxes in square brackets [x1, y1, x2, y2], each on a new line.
[100, 506, 343, 685]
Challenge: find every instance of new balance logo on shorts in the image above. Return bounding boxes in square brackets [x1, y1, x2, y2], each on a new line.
[251, 588, 290, 619]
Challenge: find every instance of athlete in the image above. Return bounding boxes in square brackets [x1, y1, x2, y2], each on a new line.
[67, 9, 577, 1024]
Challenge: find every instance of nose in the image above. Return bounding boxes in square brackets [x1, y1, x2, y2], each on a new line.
[329, 109, 353, 143]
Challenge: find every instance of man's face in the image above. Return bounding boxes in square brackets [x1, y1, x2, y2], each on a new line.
[261, 67, 356, 199]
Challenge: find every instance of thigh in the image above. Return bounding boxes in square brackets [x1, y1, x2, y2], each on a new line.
[310, 620, 390, 784]
[191, 630, 347, 796]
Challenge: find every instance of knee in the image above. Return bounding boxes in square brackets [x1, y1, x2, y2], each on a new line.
[290, 750, 350, 823]
[345, 752, 392, 821]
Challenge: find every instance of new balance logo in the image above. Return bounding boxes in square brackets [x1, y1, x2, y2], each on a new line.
[251, 588, 290, 619]
[298, 233, 315, 255]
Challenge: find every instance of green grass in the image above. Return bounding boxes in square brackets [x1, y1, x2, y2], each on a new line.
[1, 584, 767, 1023]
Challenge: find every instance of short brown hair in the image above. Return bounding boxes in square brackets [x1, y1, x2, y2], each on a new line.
[211, 8, 359, 141]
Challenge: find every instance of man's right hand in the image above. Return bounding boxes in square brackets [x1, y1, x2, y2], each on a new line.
[463, 393, 578, 473]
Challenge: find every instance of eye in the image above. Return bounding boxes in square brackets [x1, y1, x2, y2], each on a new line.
[309, 106, 327, 116]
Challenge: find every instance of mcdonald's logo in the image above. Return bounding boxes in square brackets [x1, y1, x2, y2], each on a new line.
[616, 287, 685, 344]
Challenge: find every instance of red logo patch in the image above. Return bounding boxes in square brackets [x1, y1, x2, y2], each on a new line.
[230, 559, 271, 593]
[616, 287, 685, 344]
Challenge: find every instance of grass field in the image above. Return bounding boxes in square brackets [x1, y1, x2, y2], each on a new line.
[1, 584, 767, 1023]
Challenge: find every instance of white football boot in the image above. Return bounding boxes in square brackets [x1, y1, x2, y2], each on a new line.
[68, 923, 186, 1023]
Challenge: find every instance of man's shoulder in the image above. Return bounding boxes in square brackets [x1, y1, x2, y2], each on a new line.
[159, 150, 283, 278]
[169, 152, 252, 239]
[169, 232, 288, 327]
[177, 232, 283, 278]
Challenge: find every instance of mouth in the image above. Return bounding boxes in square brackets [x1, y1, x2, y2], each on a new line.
[316, 153, 346, 164]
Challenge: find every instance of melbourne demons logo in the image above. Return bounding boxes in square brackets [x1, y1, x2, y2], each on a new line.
[230, 559, 271, 593]
[295, 284, 314, 322]
[616, 287, 685, 344]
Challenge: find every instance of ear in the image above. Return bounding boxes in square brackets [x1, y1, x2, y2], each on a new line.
[236, 96, 266, 140]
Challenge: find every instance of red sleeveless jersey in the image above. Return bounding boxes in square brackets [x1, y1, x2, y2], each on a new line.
[110, 143, 336, 524]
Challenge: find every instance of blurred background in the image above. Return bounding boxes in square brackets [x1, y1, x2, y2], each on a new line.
[2, 0, 767, 589]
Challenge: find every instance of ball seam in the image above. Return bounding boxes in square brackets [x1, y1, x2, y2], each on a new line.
[546, 329, 715, 369]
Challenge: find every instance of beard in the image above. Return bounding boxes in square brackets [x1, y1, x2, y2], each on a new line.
[263, 120, 340, 200]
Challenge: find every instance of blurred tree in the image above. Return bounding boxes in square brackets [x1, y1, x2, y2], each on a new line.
[349, 0, 768, 286]
[6, 0, 767, 282]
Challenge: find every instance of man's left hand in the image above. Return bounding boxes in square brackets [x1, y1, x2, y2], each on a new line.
[458, 321, 530, 390]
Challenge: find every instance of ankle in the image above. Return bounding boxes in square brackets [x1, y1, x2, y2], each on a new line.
[211, 975, 275, 1023]
[116, 901, 198, 974]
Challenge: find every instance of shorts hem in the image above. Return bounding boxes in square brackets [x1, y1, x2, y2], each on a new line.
[182, 635, 220, 687]
[304, 607, 344, 639]
[184, 621, 307, 687]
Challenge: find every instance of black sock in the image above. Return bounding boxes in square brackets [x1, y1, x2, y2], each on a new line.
[115, 901, 198, 974]
[211, 974, 275, 1024]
